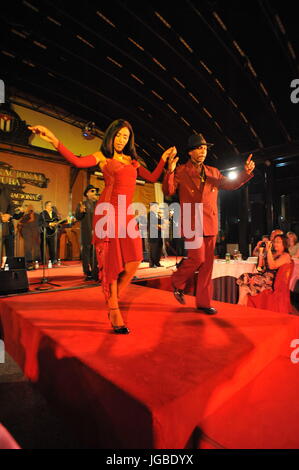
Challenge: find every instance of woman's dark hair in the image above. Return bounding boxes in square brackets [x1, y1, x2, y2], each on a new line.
[273, 234, 289, 252]
[100, 119, 138, 160]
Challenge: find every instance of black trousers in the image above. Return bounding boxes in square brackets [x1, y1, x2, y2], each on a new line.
[148, 239, 163, 267]
[1, 235, 14, 258]
[40, 231, 57, 263]
[23, 229, 41, 262]
[82, 243, 98, 278]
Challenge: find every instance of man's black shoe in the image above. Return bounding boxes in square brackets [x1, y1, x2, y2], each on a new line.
[196, 307, 217, 315]
[173, 287, 186, 305]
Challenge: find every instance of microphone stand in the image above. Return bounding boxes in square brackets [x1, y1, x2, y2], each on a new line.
[32, 201, 61, 290]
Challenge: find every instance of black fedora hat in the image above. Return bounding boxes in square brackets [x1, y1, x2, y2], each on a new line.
[84, 184, 99, 197]
[187, 133, 214, 151]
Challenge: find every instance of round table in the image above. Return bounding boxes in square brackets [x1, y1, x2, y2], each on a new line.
[212, 260, 257, 303]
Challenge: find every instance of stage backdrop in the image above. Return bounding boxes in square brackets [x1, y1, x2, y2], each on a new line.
[12, 103, 103, 156]
[0, 152, 70, 215]
[0, 149, 71, 257]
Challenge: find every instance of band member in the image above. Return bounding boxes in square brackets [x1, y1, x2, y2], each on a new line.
[29, 121, 175, 334]
[39, 201, 59, 265]
[163, 133, 255, 315]
[0, 184, 23, 266]
[75, 184, 99, 281]
[147, 202, 163, 268]
[135, 209, 148, 261]
[0, 183, 14, 262]
[18, 204, 41, 269]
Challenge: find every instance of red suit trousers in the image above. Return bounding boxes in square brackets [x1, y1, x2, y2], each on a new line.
[172, 235, 216, 308]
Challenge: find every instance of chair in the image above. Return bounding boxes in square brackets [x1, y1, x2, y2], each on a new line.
[247, 262, 294, 313]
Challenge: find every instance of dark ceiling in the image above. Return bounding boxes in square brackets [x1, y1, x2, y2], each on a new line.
[1, 0, 299, 170]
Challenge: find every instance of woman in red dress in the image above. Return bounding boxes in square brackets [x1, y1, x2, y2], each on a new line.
[237, 234, 291, 305]
[29, 120, 176, 334]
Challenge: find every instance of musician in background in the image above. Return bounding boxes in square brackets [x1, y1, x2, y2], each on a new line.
[18, 204, 41, 269]
[0, 183, 23, 266]
[39, 200, 59, 265]
[147, 202, 163, 268]
[75, 185, 99, 281]
[135, 209, 148, 262]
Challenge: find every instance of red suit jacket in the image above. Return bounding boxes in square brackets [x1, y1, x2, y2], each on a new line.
[162, 160, 253, 236]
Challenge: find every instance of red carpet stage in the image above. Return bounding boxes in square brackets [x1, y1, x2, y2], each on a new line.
[0, 278, 299, 449]
[200, 356, 299, 449]
[0, 259, 178, 297]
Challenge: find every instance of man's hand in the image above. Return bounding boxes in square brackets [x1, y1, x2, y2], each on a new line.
[244, 154, 255, 174]
[162, 146, 177, 162]
[168, 150, 179, 172]
[79, 202, 86, 213]
[1, 213, 11, 223]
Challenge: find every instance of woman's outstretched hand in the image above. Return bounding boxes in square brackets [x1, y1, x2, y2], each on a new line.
[162, 146, 177, 163]
[166, 146, 179, 172]
[28, 125, 59, 148]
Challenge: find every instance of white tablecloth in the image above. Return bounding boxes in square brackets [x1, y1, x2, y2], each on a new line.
[211, 260, 256, 303]
[213, 258, 298, 292]
[212, 260, 257, 280]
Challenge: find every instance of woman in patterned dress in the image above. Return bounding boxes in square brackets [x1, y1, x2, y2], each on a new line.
[237, 234, 291, 306]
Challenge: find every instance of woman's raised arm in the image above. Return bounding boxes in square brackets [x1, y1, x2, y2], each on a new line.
[138, 146, 176, 183]
[29, 125, 105, 168]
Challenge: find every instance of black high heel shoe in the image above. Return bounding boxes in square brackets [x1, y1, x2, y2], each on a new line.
[108, 308, 130, 334]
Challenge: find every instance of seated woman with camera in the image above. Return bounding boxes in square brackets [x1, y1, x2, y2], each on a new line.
[237, 234, 291, 306]
[252, 235, 269, 257]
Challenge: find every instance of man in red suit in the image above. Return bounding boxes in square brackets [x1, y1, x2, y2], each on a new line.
[162, 134, 255, 314]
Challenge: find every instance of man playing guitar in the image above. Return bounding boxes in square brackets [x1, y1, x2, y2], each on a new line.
[39, 201, 60, 265]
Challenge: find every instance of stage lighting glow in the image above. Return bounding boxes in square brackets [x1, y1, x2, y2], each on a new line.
[82, 121, 95, 140]
[228, 170, 238, 180]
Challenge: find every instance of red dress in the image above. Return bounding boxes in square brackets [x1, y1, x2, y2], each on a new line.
[57, 143, 166, 298]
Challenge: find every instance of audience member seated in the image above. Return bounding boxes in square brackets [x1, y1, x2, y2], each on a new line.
[286, 231, 299, 258]
[237, 234, 291, 309]
[252, 234, 269, 257]
[270, 228, 284, 241]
